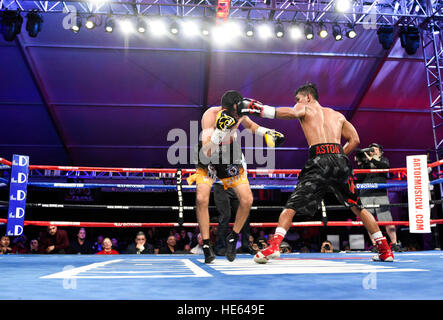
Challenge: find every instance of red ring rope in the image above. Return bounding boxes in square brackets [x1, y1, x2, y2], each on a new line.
[1, 218, 442, 228]
[1, 157, 442, 175]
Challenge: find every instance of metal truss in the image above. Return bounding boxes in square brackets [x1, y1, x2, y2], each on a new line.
[1, 0, 442, 27]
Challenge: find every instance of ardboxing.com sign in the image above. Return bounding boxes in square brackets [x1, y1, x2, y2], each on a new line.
[6, 155, 29, 236]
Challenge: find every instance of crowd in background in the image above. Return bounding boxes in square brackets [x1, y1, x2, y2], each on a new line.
[0, 224, 422, 255]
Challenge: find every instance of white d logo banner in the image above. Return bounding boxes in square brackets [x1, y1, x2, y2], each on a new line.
[407, 155, 431, 233]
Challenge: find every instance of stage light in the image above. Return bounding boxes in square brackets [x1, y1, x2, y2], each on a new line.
[0, 10, 23, 41]
[119, 18, 134, 34]
[304, 23, 314, 40]
[345, 24, 356, 38]
[71, 15, 82, 33]
[245, 21, 254, 37]
[105, 17, 115, 33]
[225, 21, 242, 38]
[399, 25, 420, 55]
[85, 15, 96, 29]
[201, 20, 210, 36]
[170, 20, 179, 35]
[332, 24, 342, 41]
[394, 1, 400, 11]
[26, 11, 43, 38]
[275, 21, 284, 38]
[318, 23, 328, 38]
[377, 25, 394, 50]
[336, 0, 351, 12]
[182, 20, 199, 37]
[257, 23, 272, 39]
[289, 23, 303, 40]
[137, 18, 147, 33]
[149, 19, 166, 36]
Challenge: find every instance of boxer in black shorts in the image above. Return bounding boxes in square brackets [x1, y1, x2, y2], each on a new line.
[237, 83, 394, 262]
[285, 143, 362, 217]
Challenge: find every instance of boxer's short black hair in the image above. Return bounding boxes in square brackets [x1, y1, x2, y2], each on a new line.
[295, 83, 319, 101]
[221, 90, 243, 114]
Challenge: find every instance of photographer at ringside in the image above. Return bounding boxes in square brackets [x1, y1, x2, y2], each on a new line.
[354, 143, 403, 252]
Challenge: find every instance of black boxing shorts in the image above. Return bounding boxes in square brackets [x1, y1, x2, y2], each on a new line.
[285, 143, 363, 217]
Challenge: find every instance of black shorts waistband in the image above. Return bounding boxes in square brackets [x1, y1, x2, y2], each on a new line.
[309, 143, 344, 158]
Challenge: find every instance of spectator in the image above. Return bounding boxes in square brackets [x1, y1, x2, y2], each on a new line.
[96, 238, 119, 255]
[112, 238, 123, 252]
[256, 237, 268, 251]
[29, 239, 39, 254]
[145, 228, 157, 246]
[93, 235, 104, 253]
[178, 228, 191, 249]
[320, 240, 334, 253]
[125, 231, 154, 254]
[158, 235, 177, 254]
[355, 143, 403, 252]
[39, 226, 70, 254]
[280, 241, 292, 254]
[174, 233, 184, 251]
[183, 244, 191, 253]
[213, 183, 251, 255]
[0, 236, 12, 254]
[70, 228, 94, 254]
[190, 233, 204, 254]
[11, 235, 29, 254]
[300, 246, 310, 253]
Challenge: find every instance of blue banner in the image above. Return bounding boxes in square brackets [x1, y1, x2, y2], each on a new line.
[6, 155, 29, 236]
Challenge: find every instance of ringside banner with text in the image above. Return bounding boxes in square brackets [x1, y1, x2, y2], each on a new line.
[407, 155, 430, 233]
[6, 155, 29, 236]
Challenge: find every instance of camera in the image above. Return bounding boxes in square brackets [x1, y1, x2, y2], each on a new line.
[323, 244, 331, 250]
[354, 147, 374, 164]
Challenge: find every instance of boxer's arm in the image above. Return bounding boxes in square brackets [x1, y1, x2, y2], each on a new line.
[240, 116, 260, 133]
[341, 120, 360, 155]
[275, 104, 306, 119]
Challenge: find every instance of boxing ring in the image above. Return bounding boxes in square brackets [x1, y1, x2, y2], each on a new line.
[1, 156, 443, 300]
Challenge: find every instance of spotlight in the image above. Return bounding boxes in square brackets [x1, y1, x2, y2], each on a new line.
[26, 11, 43, 38]
[201, 20, 210, 36]
[345, 24, 356, 38]
[170, 20, 179, 35]
[85, 15, 96, 29]
[137, 18, 147, 33]
[182, 20, 199, 37]
[336, 0, 351, 12]
[399, 25, 420, 55]
[289, 23, 303, 40]
[149, 19, 166, 36]
[0, 10, 23, 42]
[257, 23, 272, 39]
[212, 22, 241, 45]
[71, 15, 82, 33]
[377, 25, 394, 50]
[318, 23, 328, 38]
[119, 18, 134, 34]
[275, 22, 284, 38]
[105, 17, 115, 33]
[245, 21, 254, 37]
[304, 23, 314, 40]
[332, 24, 342, 41]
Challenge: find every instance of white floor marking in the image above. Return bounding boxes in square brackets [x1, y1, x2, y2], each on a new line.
[41, 259, 212, 279]
[199, 258, 428, 275]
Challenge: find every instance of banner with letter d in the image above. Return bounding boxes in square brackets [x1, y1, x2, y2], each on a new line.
[406, 155, 431, 233]
[6, 155, 29, 236]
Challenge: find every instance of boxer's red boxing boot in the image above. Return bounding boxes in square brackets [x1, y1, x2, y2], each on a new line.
[372, 236, 394, 262]
[253, 231, 285, 264]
